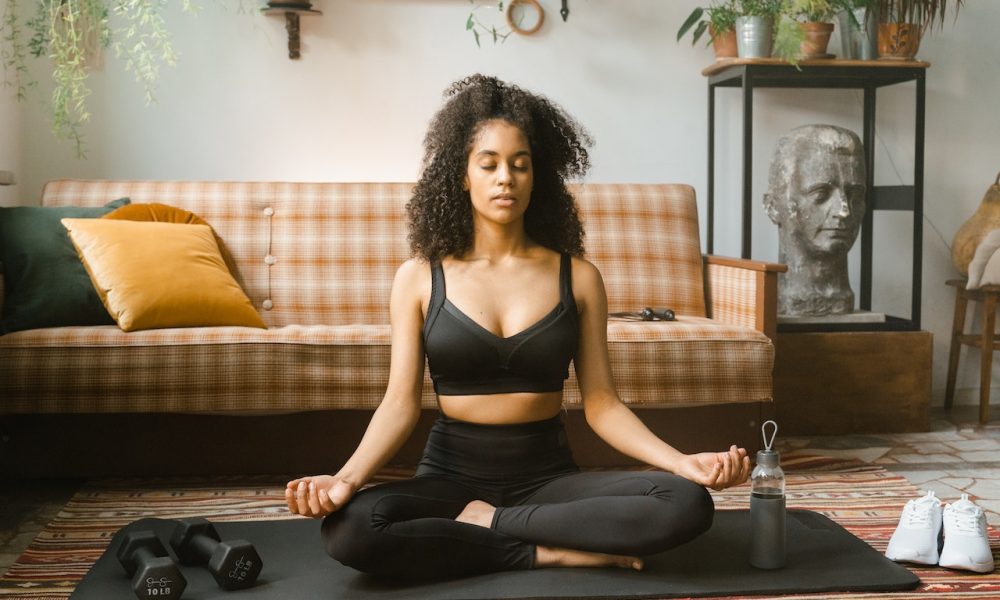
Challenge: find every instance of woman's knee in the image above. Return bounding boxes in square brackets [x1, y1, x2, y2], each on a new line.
[635, 476, 715, 554]
[321, 504, 382, 572]
[681, 481, 715, 537]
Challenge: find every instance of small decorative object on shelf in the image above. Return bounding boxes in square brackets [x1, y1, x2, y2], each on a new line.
[872, 0, 963, 60]
[773, 0, 842, 64]
[262, 1, 323, 60]
[734, 0, 783, 58]
[676, 1, 740, 60]
[837, 1, 878, 60]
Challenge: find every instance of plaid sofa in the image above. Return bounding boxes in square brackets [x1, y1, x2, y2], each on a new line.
[0, 180, 782, 415]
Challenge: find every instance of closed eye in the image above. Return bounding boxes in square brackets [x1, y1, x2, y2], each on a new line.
[807, 184, 831, 202]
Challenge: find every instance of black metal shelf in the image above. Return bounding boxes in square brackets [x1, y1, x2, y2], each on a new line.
[704, 58, 928, 333]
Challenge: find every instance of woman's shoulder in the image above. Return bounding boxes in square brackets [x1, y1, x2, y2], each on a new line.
[392, 258, 433, 296]
[568, 254, 602, 283]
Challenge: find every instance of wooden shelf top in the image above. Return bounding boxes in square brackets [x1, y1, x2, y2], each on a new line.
[702, 57, 930, 77]
[261, 7, 322, 16]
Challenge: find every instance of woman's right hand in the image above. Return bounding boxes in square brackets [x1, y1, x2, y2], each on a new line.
[285, 475, 357, 518]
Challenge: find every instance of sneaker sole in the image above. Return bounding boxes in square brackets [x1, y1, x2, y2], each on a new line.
[938, 556, 995, 573]
[885, 550, 939, 565]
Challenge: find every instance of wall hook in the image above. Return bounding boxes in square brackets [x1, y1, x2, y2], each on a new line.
[560, 0, 569, 21]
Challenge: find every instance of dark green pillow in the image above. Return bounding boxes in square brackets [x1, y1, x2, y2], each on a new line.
[0, 198, 130, 334]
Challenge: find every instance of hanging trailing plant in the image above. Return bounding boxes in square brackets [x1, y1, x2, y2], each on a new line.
[0, 0, 206, 157]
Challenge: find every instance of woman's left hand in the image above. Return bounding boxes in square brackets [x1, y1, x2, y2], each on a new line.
[674, 445, 750, 491]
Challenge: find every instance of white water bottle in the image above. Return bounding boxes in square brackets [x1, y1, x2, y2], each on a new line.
[749, 420, 786, 569]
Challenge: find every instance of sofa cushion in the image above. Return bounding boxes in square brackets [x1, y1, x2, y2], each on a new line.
[0, 318, 772, 413]
[61, 218, 266, 331]
[0, 198, 130, 334]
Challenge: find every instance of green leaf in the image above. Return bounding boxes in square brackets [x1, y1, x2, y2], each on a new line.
[466, 13, 474, 30]
[676, 7, 704, 42]
[692, 21, 709, 46]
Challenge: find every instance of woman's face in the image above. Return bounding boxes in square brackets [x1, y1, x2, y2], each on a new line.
[464, 119, 533, 227]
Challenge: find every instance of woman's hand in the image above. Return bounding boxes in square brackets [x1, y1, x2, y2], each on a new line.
[674, 445, 750, 491]
[285, 475, 357, 518]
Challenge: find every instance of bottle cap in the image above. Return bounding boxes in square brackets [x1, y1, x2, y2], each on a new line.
[756, 448, 780, 468]
[756, 420, 780, 467]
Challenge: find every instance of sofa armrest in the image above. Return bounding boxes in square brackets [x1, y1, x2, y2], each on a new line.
[703, 255, 786, 340]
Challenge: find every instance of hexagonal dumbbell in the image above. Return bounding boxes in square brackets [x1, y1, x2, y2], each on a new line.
[169, 517, 262, 590]
[116, 530, 187, 599]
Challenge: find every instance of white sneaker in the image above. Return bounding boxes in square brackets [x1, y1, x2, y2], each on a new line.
[886, 490, 943, 565]
[939, 494, 995, 573]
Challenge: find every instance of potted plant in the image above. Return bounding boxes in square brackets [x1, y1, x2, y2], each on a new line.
[677, 1, 740, 60]
[837, 0, 878, 59]
[734, 0, 783, 58]
[872, 0, 964, 59]
[0, 0, 201, 157]
[773, 0, 842, 62]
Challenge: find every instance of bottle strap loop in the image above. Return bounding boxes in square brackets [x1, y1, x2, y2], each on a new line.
[762, 420, 778, 451]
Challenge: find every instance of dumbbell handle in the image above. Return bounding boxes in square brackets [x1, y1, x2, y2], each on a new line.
[131, 546, 160, 571]
[189, 535, 219, 561]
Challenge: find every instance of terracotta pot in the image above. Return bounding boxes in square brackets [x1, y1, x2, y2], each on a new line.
[799, 21, 834, 58]
[952, 172, 1000, 276]
[877, 23, 921, 60]
[710, 25, 738, 59]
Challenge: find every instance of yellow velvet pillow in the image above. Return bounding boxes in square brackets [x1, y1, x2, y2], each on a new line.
[103, 203, 240, 278]
[61, 218, 266, 332]
[103, 202, 208, 225]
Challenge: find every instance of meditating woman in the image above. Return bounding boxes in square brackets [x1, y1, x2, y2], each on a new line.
[285, 74, 750, 579]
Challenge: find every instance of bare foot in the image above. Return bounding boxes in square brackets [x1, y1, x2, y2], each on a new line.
[455, 500, 496, 528]
[535, 545, 643, 571]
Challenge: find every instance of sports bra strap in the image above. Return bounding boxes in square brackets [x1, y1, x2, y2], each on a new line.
[559, 253, 576, 312]
[424, 260, 446, 336]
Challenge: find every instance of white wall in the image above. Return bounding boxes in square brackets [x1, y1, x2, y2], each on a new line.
[11, 0, 1000, 406]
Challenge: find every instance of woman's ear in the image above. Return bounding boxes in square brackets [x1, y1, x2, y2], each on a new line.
[463, 174, 470, 192]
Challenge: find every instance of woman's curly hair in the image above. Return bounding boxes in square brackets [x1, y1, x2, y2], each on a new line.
[407, 74, 592, 261]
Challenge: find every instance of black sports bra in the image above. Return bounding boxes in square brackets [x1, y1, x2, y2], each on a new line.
[423, 254, 579, 395]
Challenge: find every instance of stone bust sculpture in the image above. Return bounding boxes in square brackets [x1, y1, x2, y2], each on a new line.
[763, 124, 867, 317]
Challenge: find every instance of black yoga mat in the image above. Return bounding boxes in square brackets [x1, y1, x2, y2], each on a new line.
[71, 509, 919, 600]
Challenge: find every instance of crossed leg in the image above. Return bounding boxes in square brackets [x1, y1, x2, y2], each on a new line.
[322, 470, 713, 580]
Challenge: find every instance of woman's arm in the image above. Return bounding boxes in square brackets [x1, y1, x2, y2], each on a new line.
[571, 258, 750, 491]
[287, 259, 429, 517]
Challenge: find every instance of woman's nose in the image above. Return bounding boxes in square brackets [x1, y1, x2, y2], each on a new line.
[496, 163, 512, 185]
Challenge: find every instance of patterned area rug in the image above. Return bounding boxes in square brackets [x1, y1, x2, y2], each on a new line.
[1, 456, 998, 599]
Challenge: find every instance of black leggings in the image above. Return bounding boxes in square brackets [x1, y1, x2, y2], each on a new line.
[321, 414, 714, 580]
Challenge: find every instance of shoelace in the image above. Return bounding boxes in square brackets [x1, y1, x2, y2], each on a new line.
[902, 492, 939, 527]
[946, 495, 984, 534]
[904, 503, 934, 526]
